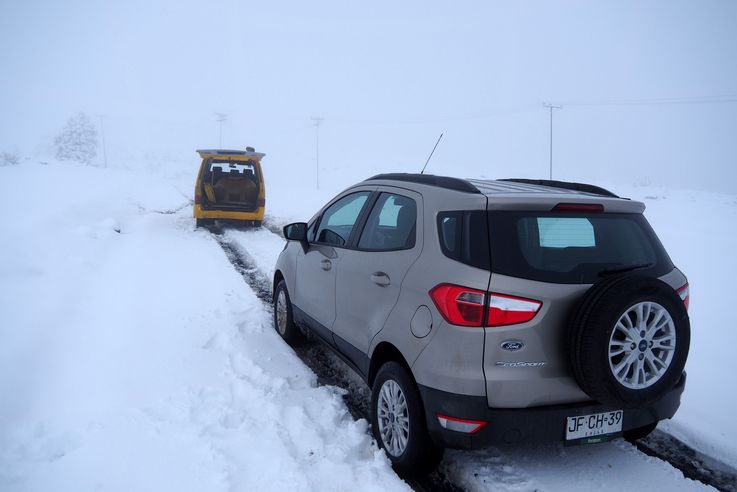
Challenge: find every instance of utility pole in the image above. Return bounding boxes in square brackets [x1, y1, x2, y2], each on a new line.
[543, 103, 562, 180]
[97, 114, 108, 168]
[310, 117, 324, 189]
[214, 113, 227, 148]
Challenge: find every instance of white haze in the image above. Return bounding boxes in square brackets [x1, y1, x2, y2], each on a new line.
[1, 0, 736, 192]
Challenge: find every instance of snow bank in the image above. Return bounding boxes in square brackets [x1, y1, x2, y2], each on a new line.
[608, 183, 737, 467]
[0, 161, 408, 491]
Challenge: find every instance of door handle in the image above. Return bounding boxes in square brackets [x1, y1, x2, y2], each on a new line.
[321, 259, 332, 271]
[370, 272, 390, 286]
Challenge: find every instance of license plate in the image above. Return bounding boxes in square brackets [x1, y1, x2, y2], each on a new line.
[566, 410, 623, 442]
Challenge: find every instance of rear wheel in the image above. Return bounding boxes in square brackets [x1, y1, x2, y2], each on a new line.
[371, 362, 443, 476]
[273, 281, 305, 346]
[195, 218, 213, 228]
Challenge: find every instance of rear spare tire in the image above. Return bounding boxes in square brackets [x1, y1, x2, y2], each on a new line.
[569, 275, 689, 408]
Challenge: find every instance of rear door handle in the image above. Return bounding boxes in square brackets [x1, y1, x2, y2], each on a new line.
[321, 259, 332, 271]
[370, 272, 390, 286]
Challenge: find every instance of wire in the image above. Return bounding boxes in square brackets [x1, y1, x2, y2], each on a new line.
[562, 94, 737, 107]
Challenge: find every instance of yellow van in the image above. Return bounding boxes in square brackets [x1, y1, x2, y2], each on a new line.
[193, 148, 266, 228]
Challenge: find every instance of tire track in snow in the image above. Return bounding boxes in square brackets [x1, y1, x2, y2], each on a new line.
[213, 225, 737, 492]
[211, 229, 463, 492]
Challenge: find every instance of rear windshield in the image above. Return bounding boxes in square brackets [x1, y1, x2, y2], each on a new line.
[487, 211, 673, 284]
[206, 159, 259, 180]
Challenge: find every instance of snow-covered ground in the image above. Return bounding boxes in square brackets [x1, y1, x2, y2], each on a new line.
[0, 159, 734, 491]
[0, 162, 408, 491]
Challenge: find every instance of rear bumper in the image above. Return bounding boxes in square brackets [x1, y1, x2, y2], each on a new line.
[418, 372, 686, 449]
[193, 204, 264, 221]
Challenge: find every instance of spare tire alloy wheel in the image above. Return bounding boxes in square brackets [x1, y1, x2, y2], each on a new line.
[609, 301, 676, 389]
[569, 275, 690, 408]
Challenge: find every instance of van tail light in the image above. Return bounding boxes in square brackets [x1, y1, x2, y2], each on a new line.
[258, 198, 266, 207]
[552, 203, 604, 213]
[486, 293, 542, 327]
[677, 283, 690, 311]
[194, 194, 202, 205]
[437, 414, 487, 434]
[429, 284, 486, 327]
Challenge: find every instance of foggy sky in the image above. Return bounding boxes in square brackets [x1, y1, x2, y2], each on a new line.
[1, 0, 736, 191]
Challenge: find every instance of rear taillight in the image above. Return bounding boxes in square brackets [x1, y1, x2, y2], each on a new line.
[677, 283, 690, 311]
[257, 198, 266, 207]
[487, 293, 542, 326]
[429, 285, 542, 327]
[429, 284, 486, 327]
[552, 203, 604, 213]
[194, 194, 202, 204]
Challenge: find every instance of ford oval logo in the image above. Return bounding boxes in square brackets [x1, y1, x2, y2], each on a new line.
[500, 340, 525, 352]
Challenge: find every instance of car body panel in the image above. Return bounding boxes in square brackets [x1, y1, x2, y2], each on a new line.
[332, 187, 424, 375]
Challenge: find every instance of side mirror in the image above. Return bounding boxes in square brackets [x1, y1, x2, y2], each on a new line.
[283, 222, 308, 242]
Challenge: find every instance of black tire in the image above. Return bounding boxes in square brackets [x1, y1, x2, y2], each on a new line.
[569, 274, 690, 408]
[371, 362, 443, 476]
[273, 281, 305, 346]
[624, 422, 657, 443]
[195, 218, 213, 228]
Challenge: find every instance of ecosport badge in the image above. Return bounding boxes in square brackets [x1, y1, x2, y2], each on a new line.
[495, 361, 546, 368]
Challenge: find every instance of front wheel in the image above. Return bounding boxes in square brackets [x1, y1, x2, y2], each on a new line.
[371, 362, 443, 476]
[273, 281, 305, 346]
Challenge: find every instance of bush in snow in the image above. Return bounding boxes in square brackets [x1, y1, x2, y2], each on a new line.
[54, 112, 98, 164]
[1, 152, 20, 166]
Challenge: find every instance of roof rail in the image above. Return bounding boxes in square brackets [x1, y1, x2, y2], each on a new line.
[365, 173, 481, 194]
[498, 178, 619, 198]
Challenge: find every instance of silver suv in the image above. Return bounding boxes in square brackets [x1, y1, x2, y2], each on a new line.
[273, 174, 690, 475]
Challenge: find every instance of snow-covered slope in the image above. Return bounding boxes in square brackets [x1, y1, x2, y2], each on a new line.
[0, 162, 408, 491]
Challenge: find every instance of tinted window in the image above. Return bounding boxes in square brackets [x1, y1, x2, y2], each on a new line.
[536, 217, 595, 248]
[358, 193, 416, 251]
[437, 211, 490, 270]
[489, 212, 673, 284]
[314, 192, 370, 246]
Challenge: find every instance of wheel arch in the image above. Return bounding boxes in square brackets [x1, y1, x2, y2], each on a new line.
[273, 269, 285, 299]
[368, 341, 413, 387]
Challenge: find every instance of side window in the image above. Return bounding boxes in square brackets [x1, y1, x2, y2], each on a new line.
[358, 193, 417, 251]
[437, 210, 491, 270]
[314, 192, 370, 246]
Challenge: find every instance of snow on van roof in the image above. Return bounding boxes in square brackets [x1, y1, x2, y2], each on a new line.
[197, 149, 265, 159]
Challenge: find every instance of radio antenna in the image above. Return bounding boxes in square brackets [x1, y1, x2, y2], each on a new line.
[420, 133, 443, 174]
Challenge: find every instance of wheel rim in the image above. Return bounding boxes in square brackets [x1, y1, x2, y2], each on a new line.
[377, 380, 410, 457]
[608, 301, 676, 389]
[276, 290, 288, 335]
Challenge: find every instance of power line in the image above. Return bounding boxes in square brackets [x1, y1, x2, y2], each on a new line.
[562, 94, 737, 107]
[310, 117, 324, 190]
[214, 113, 227, 147]
[96, 114, 107, 168]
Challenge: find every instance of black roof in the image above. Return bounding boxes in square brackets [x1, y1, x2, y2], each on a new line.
[365, 173, 481, 193]
[365, 173, 619, 198]
[498, 179, 619, 198]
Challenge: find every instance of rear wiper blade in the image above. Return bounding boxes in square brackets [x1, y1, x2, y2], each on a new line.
[598, 263, 653, 277]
